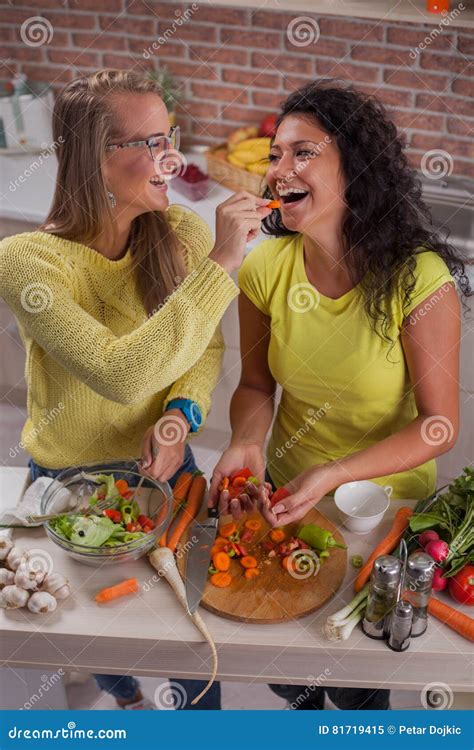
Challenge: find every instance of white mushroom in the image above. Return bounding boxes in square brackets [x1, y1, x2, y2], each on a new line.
[42, 573, 71, 600]
[1, 584, 30, 609]
[6, 546, 28, 571]
[27, 591, 57, 614]
[0, 568, 15, 589]
[14, 562, 46, 591]
[0, 538, 13, 561]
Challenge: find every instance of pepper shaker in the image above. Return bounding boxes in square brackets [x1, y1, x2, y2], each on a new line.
[388, 599, 413, 651]
[362, 555, 401, 639]
[403, 551, 436, 636]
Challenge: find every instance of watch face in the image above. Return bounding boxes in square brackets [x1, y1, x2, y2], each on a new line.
[190, 402, 202, 426]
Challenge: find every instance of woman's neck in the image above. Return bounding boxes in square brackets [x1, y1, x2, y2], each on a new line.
[91, 220, 132, 260]
[302, 228, 357, 298]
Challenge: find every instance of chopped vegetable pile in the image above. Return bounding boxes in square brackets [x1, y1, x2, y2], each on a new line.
[49, 474, 155, 548]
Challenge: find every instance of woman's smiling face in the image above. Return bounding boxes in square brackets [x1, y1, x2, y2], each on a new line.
[267, 114, 347, 234]
[102, 93, 172, 216]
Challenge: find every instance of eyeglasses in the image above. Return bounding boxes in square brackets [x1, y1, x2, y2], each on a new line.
[105, 126, 180, 161]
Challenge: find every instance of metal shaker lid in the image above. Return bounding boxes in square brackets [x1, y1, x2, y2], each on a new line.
[394, 599, 413, 618]
[372, 555, 401, 584]
[406, 551, 436, 582]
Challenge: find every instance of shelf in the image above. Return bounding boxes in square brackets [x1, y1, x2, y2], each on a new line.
[210, 0, 474, 28]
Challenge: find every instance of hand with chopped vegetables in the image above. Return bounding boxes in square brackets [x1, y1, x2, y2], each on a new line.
[209, 444, 266, 515]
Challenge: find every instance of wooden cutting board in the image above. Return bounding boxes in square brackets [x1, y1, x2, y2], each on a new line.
[177, 508, 347, 624]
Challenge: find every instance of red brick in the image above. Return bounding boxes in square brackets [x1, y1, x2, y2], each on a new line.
[222, 67, 281, 89]
[45, 12, 97, 30]
[22, 64, 73, 83]
[71, 0, 124, 10]
[458, 34, 474, 56]
[0, 45, 44, 62]
[410, 133, 474, 160]
[220, 28, 281, 50]
[223, 104, 272, 123]
[362, 85, 414, 108]
[351, 43, 414, 67]
[416, 92, 474, 118]
[252, 51, 313, 76]
[447, 117, 474, 137]
[407, 150, 474, 179]
[161, 60, 218, 81]
[189, 121, 232, 139]
[0, 28, 16, 42]
[102, 53, 136, 68]
[420, 52, 473, 76]
[184, 7, 249, 25]
[8, 0, 70, 7]
[250, 9, 299, 30]
[384, 68, 450, 92]
[73, 32, 127, 51]
[191, 82, 248, 105]
[284, 37, 348, 58]
[158, 20, 217, 43]
[387, 25, 455, 52]
[99, 16, 156, 35]
[190, 45, 249, 66]
[48, 49, 99, 67]
[252, 90, 285, 109]
[318, 18, 383, 42]
[176, 100, 219, 120]
[391, 109, 445, 132]
[316, 59, 379, 83]
[452, 78, 474, 97]
[128, 37, 183, 57]
[127, 2, 191, 18]
[284, 75, 315, 92]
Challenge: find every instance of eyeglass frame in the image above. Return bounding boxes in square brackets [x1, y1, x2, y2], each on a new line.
[105, 125, 180, 160]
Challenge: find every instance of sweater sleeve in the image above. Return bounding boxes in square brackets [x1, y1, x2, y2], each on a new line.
[0, 218, 238, 406]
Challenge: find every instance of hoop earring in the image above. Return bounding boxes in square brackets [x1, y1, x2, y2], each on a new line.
[107, 191, 117, 209]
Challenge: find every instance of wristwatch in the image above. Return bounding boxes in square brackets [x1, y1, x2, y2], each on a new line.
[166, 398, 203, 433]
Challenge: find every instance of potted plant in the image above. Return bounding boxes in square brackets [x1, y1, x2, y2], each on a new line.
[146, 67, 181, 127]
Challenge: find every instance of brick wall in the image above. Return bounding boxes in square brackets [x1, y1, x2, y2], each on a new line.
[1, 0, 473, 177]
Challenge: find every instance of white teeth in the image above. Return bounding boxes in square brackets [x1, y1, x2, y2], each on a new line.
[277, 186, 308, 197]
[149, 177, 165, 185]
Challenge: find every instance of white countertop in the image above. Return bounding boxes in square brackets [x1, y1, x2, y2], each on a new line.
[0, 467, 471, 691]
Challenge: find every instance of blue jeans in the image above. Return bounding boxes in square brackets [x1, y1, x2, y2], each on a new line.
[29, 446, 221, 710]
[265, 470, 390, 711]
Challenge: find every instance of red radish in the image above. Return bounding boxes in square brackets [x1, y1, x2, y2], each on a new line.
[425, 539, 449, 562]
[418, 530, 439, 548]
[432, 567, 448, 592]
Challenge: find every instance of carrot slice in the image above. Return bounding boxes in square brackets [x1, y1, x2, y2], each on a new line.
[245, 568, 260, 579]
[210, 571, 232, 588]
[267, 199, 280, 209]
[281, 556, 295, 573]
[220, 522, 237, 538]
[95, 577, 138, 603]
[270, 528, 286, 543]
[240, 555, 258, 569]
[245, 519, 261, 532]
[212, 551, 230, 572]
[115, 479, 129, 495]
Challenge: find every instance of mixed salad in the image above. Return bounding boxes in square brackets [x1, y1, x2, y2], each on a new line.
[49, 474, 156, 548]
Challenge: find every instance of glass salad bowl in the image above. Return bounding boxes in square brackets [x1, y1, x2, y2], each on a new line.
[40, 463, 173, 566]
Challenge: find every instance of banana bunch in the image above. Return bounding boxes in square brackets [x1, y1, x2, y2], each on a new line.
[226, 127, 271, 176]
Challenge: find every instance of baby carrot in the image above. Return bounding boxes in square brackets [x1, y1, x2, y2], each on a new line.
[267, 199, 280, 209]
[95, 577, 138, 603]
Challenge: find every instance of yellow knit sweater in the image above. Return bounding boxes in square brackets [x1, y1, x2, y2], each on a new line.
[0, 205, 238, 468]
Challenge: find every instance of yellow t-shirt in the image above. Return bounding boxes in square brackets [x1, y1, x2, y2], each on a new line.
[238, 234, 455, 500]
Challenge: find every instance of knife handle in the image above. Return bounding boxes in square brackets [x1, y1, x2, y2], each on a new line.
[208, 506, 218, 519]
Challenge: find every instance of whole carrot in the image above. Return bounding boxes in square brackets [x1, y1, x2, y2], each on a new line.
[167, 474, 207, 553]
[159, 471, 193, 547]
[95, 577, 138, 603]
[354, 506, 413, 592]
[428, 597, 474, 642]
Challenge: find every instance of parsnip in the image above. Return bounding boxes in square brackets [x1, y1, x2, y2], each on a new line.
[148, 547, 218, 705]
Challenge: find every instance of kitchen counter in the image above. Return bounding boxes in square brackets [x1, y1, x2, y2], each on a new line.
[0, 467, 471, 693]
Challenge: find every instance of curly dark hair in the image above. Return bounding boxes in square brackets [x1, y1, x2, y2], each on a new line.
[262, 80, 471, 343]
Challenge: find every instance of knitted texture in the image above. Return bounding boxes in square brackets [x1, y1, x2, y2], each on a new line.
[0, 205, 238, 468]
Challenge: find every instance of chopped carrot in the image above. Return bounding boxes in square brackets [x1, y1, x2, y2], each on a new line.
[270, 529, 286, 543]
[240, 555, 258, 569]
[210, 571, 232, 588]
[219, 476, 230, 491]
[212, 551, 230, 572]
[211, 538, 229, 556]
[267, 199, 280, 209]
[281, 556, 295, 573]
[232, 476, 247, 487]
[220, 522, 237, 538]
[245, 568, 260, 580]
[115, 479, 129, 495]
[95, 577, 138, 603]
[245, 519, 262, 532]
[167, 475, 207, 553]
[354, 507, 413, 592]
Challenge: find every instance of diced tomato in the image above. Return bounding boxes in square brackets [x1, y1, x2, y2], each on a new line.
[270, 487, 290, 508]
[237, 544, 248, 557]
[122, 490, 134, 500]
[126, 522, 142, 533]
[241, 529, 254, 543]
[138, 514, 154, 528]
[229, 467, 253, 482]
[262, 540, 275, 551]
[142, 524, 154, 533]
[297, 539, 310, 549]
[104, 508, 122, 523]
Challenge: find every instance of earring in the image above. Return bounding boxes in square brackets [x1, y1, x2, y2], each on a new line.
[107, 191, 116, 209]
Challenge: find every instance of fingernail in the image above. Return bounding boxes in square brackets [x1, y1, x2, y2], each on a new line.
[273, 504, 285, 514]
[142, 459, 150, 468]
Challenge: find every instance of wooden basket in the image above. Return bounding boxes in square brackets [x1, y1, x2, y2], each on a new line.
[205, 143, 266, 196]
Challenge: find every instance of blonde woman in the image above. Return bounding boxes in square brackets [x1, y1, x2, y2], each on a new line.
[0, 69, 271, 710]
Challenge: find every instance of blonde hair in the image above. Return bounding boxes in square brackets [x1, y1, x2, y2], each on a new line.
[40, 69, 186, 316]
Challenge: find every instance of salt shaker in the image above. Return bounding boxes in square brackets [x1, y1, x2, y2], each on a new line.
[362, 555, 401, 639]
[388, 599, 413, 651]
[403, 551, 436, 636]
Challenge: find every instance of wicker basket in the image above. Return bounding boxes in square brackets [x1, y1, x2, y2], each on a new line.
[205, 143, 267, 196]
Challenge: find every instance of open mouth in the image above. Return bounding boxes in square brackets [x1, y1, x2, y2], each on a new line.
[149, 177, 167, 189]
[277, 187, 310, 206]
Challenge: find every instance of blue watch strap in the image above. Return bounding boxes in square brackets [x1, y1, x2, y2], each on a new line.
[166, 398, 202, 433]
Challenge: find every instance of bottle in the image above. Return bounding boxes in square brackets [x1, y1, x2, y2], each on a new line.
[388, 599, 413, 652]
[362, 555, 401, 639]
[403, 550, 435, 636]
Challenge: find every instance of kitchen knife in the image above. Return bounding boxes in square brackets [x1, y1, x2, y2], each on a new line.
[185, 506, 219, 614]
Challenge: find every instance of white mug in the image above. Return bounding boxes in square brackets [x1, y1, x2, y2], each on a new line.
[334, 480, 392, 534]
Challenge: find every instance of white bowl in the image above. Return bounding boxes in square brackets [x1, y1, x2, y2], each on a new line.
[334, 480, 392, 534]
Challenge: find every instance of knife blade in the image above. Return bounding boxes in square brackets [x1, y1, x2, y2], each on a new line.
[185, 506, 219, 614]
